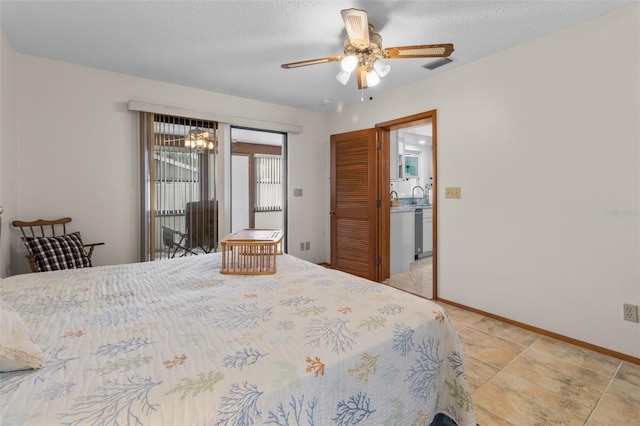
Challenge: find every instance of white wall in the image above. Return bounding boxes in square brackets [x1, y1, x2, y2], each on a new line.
[8, 55, 328, 274]
[327, 5, 640, 358]
[0, 29, 18, 277]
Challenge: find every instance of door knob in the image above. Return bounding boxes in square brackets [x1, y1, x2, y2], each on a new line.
[329, 210, 336, 216]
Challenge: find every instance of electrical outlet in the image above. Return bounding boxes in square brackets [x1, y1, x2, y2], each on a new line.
[299, 242, 305, 251]
[445, 187, 461, 199]
[623, 303, 639, 322]
[305, 241, 310, 250]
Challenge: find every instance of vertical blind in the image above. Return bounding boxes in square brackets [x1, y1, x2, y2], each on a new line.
[254, 154, 282, 212]
[140, 113, 218, 261]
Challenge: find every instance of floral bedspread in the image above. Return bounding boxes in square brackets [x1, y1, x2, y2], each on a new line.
[0, 253, 476, 425]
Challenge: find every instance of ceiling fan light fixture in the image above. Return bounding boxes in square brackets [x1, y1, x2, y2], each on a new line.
[340, 55, 359, 73]
[280, 9, 454, 92]
[336, 70, 352, 85]
[366, 69, 380, 87]
[184, 128, 215, 150]
[373, 58, 391, 77]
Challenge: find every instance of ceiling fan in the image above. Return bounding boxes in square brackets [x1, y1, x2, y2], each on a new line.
[281, 8, 454, 90]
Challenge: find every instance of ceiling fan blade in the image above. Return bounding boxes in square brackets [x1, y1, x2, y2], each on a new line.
[341, 8, 370, 47]
[281, 56, 341, 69]
[383, 44, 454, 59]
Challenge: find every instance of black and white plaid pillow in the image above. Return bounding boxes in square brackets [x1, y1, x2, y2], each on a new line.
[23, 232, 91, 272]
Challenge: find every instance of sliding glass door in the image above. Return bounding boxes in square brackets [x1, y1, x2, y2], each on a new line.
[229, 127, 286, 248]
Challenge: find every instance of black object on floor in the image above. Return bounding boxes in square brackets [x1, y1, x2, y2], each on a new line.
[430, 413, 458, 426]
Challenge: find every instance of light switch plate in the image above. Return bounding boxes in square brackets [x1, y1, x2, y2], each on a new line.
[293, 188, 303, 197]
[445, 187, 461, 199]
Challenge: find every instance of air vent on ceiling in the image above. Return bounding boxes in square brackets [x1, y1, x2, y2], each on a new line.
[423, 57, 454, 70]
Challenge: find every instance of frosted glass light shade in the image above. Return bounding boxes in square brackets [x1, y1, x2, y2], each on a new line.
[373, 59, 391, 77]
[336, 70, 352, 85]
[340, 55, 358, 72]
[366, 70, 381, 87]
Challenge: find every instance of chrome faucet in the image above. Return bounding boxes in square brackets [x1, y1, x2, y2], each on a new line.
[390, 190, 398, 200]
[411, 186, 424, 204]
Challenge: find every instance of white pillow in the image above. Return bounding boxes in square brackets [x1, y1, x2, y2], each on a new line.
[0, 300, 44, 372]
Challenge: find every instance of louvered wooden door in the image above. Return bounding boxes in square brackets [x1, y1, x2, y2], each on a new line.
[330, 129, 379, 281]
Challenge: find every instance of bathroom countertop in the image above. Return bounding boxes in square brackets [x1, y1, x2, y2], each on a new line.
[390, 204, 432, 213]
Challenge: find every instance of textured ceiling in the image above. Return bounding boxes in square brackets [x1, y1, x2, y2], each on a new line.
[0, 0, 634, 112]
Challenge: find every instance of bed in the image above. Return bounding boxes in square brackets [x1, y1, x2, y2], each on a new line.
[0, 252, 476, 425]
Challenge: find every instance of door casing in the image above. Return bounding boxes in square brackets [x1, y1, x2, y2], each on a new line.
[376, 110, 438, 299]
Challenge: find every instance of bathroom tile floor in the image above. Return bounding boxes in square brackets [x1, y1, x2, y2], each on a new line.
[386, 255, 434, 297]
[385, 257, 640, 425]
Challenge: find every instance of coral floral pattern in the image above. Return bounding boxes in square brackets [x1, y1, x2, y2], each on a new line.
[306, 356, 325, 377]
[163, 354, 187, 369]
[0, 253, 476, 425]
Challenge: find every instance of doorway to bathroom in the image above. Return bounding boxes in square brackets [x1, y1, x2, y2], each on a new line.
[377, 110, 438, 300]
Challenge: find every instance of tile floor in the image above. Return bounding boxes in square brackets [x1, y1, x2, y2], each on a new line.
[385, 257, 640, 425]
[386, 255, 434, 298]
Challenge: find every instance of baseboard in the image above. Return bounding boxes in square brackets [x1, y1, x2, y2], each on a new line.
[437, 297, 640, 366]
